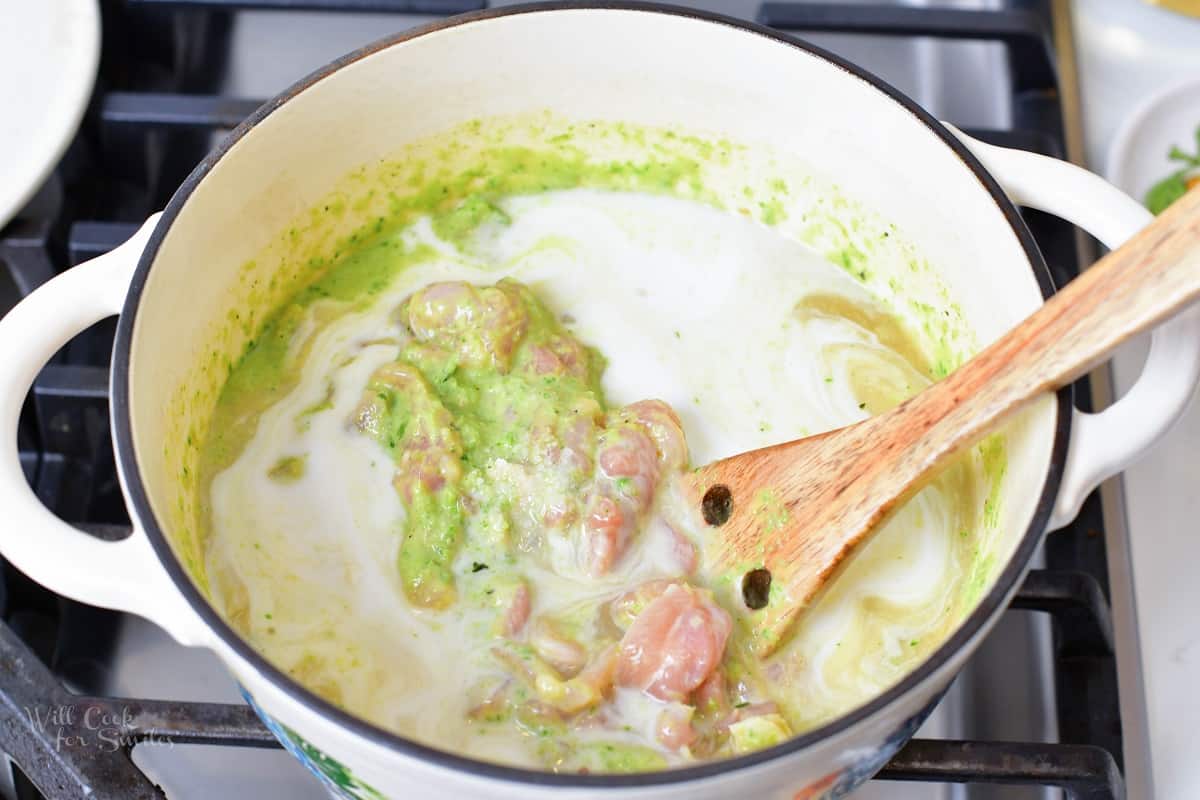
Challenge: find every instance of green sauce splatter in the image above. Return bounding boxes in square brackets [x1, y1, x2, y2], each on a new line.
[266, 454, 306, 483]
[565, 742, 668, 773]
[751, 488, 790, 534]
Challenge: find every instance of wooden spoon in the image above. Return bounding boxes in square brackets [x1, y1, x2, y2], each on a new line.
[685, 185, 1200, 658]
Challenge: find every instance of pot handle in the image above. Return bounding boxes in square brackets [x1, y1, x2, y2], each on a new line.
[0, 215, 208, 644]
[950, 129, 1200, 530]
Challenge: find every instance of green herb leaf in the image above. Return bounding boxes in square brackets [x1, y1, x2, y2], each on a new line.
[1168, 145, 1194, 165]
[1146, 126, 1200, 215]
[1146, 173, 1189, 216]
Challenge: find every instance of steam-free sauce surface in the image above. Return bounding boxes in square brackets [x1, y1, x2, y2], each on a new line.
[205, 189, 982, 771]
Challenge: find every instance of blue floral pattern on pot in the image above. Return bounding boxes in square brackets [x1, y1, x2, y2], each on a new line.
[242, 686, 944, 800]
[241, 688, 385, 800]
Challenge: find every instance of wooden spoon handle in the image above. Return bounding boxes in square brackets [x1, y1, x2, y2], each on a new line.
[703, 186, 1200, 657]
[893, 183, 1200, 489]
[700, 188, 1195, 657]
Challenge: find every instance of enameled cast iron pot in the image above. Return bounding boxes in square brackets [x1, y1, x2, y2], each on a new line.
[2, 6, 1197, 799]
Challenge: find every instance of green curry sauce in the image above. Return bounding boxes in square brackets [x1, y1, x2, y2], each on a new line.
[351, 281, 607, 609]
[179, 114, 1010, 772]
[196, 132, 721, 546]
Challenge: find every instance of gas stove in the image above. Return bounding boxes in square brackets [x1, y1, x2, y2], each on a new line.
[0, 2, 1136, 798]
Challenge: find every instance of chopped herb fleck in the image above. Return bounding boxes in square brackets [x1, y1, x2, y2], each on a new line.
[267, 454, 307, 483]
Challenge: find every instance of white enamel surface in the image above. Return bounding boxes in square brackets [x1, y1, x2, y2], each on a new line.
[225, 633, 963, 800]
[0, 1, 100, 232]
[0, 216, 207, 644]
[3, 6, 1183, 799]
[219, 603, 1005, 800]
[952, 130, 1200, 530]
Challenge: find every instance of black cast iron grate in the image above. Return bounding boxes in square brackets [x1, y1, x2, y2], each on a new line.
[0, 2, 1126, 799]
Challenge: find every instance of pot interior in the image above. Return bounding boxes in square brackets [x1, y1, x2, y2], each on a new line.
[122, 3, 1058, 761]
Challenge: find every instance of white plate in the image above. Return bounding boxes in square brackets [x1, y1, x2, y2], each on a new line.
[0, 1, 101, 231]
[1106, 78, 1200, 205]
[1102, 75, 1200, 800]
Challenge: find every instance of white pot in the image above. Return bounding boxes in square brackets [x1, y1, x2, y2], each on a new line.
[1, 6, 1196, 799]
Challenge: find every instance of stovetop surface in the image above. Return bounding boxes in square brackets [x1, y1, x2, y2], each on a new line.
[0, 2, 1133, 798]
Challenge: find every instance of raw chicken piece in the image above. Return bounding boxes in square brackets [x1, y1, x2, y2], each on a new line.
[656, 703, 697, 750]
[581, 422, 661, 575]
[623, 399, 689, 470]
[501, 582, 531, 637]
[665, 523, 698, 575]
[528, 334, 592, 381]
[615, 583, 732, 703]
[492, 642, 618, 714]
[352, 361, 463, 504]
[401, 281, 528, 370]
[609, 579, 676, 630]
[582, 494, 626, 576]
[530, 619, 588, 677]
[693, 670, 731, 719]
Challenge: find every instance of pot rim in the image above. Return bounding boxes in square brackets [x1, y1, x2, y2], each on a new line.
[111, 1, 1070, 788]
